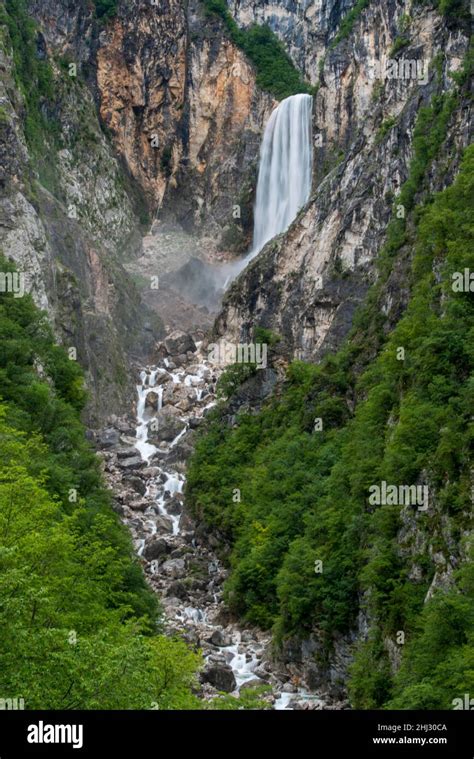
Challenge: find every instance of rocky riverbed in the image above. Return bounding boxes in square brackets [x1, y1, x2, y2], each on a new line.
[96, 329, 342, 709]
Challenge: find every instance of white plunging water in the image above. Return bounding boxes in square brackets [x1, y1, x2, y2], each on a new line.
[251, 93, 313, 257]
[223, 93, 313, 285]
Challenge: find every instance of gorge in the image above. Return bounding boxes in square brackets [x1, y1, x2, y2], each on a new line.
[99, 91, 326, 709]
[0, 0, 472, 717]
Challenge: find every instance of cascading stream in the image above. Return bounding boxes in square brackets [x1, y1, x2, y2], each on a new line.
[118, 95, 324, 709]
[125, 353, 325, 709]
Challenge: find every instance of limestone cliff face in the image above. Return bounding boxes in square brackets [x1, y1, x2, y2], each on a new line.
[162, 7, 274, 243]
[0, 1, 159, 424]
[96, 0, 188, 211]
[227, 0, 354, 81]
[95, 0, 273, 244]
[1, 0, 273, 423]
[216, 0, 472, 362]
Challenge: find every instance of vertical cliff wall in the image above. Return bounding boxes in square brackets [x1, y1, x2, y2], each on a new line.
[0, 0, 275, 423]
[216, 1, 472, 361]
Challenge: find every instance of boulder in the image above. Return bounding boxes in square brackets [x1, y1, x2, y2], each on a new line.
[189, 416, 204, 430]
[154, 342, 168, 361]
[153, 371, 170, 386]
[118, 456, 145, 470]
[208, 629, 232, 648]
[145, 391, 160, 411]
[166, 580, 189, 600]
[154, 515, 174, 533]
[202, 664, 236, 693]
[141, 466, 161, 478]
[253, 666, 270, 681]
[143, 538, 170, 561]
[162, 384, 193, 405]
[165, 493, 183, 516]
[162, 385, 176, 405]
[241, 630, 257, 643]
[148, 409, 186, 443]
[116, 446, 140, 460]
[175, 398, 192, 412]
[124, 475, 147, 496]
[172, 354, 187, 367]
[96, 427, 120, 448]
[115, 418, 136, 434]
[161, 558, 186, 578]
[164, 330, 196, 357]
[164, 438, 195, 466]
[128, 499, 149, 512]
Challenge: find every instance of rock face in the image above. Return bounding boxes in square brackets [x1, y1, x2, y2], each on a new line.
[216, 2, 471, 363]
[95, 0, 188, 211]
[227, 0, 354, 81]
[1, 0, 161, 425]
[95, 0, 273, 243]
[1, 0, 272, 425]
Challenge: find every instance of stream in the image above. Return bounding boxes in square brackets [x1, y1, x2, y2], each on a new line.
[99, 92, 324, 709]
[100, 339, 325, 709]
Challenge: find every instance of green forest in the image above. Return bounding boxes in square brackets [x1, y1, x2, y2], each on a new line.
[186, 140, 474, 708]
[0, 256, 271, 709]
[0, 257, 203, 708]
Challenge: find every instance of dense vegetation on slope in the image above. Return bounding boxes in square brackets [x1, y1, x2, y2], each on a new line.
[202, 0, 313, 99]
[1, 0, 60, 153]
[0, 263, 204, 708]
[94, 0, 119, 20]
[415, 0, 472, 24]
[0, 258, 270, 710]
[186, 116, 474, 710]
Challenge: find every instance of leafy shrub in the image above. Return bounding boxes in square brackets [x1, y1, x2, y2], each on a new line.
[331, 0, 371, 47]
[2, 0, 59, 152]
[94, 0, 119, 20]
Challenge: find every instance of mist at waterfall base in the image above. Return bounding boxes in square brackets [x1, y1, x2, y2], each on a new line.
[170, 93, 313, 309]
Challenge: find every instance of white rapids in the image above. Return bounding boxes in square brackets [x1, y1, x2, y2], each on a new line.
[101, 346, 326, 709]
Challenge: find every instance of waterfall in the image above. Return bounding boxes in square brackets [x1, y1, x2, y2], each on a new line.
[223, 93, 313, 285]
[251, 93, 313, 257]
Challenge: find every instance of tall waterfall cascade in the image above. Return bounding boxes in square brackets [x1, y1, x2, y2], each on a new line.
[251, 92, 313, 258]
[224, 93, 313, 284]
